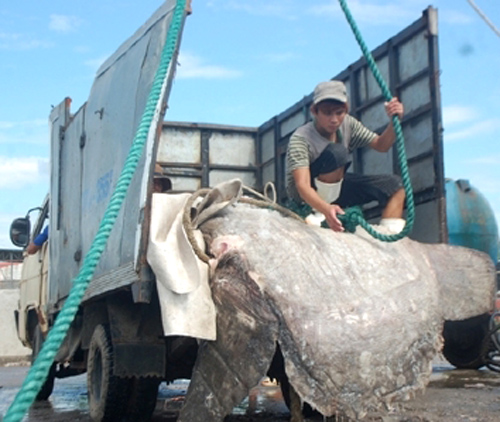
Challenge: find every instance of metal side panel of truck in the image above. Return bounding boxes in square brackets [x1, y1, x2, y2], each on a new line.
[48, 1, 187, 310]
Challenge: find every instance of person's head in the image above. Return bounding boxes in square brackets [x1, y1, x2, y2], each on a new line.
[153, 163, 172, 193]
[310, 81, 349, 136]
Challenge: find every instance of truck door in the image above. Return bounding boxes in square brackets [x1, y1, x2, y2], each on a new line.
[17, 197, 49, 346]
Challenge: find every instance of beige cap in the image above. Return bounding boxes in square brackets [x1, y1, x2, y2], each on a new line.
[154, 163, 163, 175]
[313, 80, 348, 105]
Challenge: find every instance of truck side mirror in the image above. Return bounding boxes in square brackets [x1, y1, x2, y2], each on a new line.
[10, 217, 31, 248]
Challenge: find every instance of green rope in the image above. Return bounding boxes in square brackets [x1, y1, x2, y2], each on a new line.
[3, 2, 187, 421]
[336, 0, 415, 241]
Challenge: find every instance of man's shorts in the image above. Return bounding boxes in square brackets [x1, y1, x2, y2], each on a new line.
[336, 173, 403, 209]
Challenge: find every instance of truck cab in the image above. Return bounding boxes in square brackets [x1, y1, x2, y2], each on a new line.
[10, 196, 50, 349]
[9, 196, 55, 400]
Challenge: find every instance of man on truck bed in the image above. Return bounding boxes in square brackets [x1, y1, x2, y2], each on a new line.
[286, 80, 406, 232]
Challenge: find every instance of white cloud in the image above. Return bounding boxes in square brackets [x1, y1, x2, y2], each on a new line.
[439, 9, 474, 25]
[445, 118, 500, 142]
[460, 174, 500, 198]
[84, 55, 108, 73]
[226, 0, 297, 20]
[176, 52, 242, 79]
[466, 154, 500, 166]
[260, 52, 299, 63]
[0, 32, 52, 50]
[49, 14, 82, 33]
[308, 1, 414, 25]
[207, 0, 297, 19]
[74, 45, 91, 54]
[0, 156, 49, 189]
[442, 105, 478, 127]
[307, 0, 474, 26]
[442, 104, 500, 143]
[0, 119, 48, 145]
[0, 122, 15, 130]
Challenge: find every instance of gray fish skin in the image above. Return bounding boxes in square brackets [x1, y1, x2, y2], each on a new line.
[178, 203, 496, 420]
[177, 251, 279, 422]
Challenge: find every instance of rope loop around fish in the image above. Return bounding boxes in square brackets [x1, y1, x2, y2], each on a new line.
[182, 184, 304, 265]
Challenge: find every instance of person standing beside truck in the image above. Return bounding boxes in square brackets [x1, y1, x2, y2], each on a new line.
[27, 225, 49, 254]
[286, 80, 406, 233]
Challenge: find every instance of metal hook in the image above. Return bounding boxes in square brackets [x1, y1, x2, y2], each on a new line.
[95, 107, 104, 119]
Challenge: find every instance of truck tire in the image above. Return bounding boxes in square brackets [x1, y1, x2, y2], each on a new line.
[123, 377, 160, 422]
[32, 324, 56, 401]
[87, 324, 130, 422]
[442, 313, 491, 369]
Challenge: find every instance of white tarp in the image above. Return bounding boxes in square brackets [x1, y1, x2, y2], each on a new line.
[147, 193, 216, 340]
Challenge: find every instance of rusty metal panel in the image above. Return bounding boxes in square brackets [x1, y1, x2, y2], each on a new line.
[261, 130, 275, 164]
[157, 127, 202, 164]
[361, 147, 393, 176]
[48, 1, 186, 305]
[411, 201, 442, 243]
[399, 31, 429, 80]
[409, 157, 436, 192]
[209, 170, 257, 188]
[160, 122, 258, 191]
[359, 102, 388, 131]
[400, 78, 431, 116]
[280, 111, 307, 138]
[262, 162, 275, 187]
[209, 132, 256, 166]
[357, 57, 390, 104]
[169, 175, 202, 192]
[403, 117, 433, 158]
[82, 262, 138, 300]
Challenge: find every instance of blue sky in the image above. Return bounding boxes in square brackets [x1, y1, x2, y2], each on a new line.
[0, 0, 499, 248]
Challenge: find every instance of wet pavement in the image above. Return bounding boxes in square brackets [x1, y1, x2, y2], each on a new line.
[1, 359, 500, 421]
[0, 364, 289, 422]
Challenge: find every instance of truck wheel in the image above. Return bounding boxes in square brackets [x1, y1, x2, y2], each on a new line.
[442, 313, 491, 369]
[87, 324, 130, 422]
[32, 324, 56, 401]
[123, 377, 160, 421]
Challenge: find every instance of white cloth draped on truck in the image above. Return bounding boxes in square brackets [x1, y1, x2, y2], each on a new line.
[147, 193, 216, 340]
[146, 179, 244, 340]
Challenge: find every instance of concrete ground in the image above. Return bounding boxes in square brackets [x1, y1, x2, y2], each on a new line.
[2, 359, 500, 421]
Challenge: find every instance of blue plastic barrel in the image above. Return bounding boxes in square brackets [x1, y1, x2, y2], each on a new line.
[446, 179, 499, 263]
